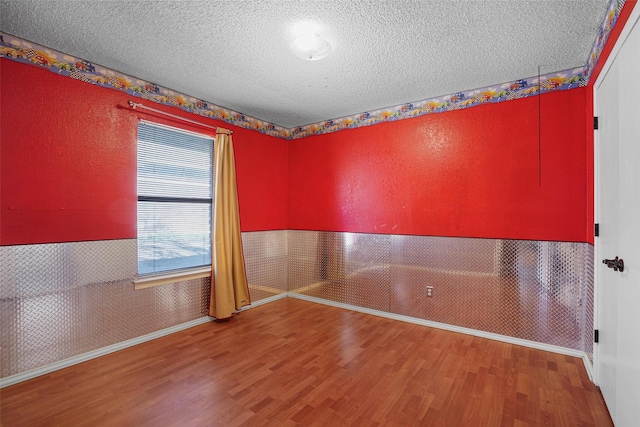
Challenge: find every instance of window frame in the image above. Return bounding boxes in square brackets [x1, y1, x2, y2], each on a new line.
[134, 120, 215, 288]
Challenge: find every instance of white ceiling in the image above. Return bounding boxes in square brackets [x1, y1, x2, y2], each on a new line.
[1, 0, 610, 128]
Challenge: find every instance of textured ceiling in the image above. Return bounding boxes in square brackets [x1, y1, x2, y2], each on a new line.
[1, 0, 609, 128]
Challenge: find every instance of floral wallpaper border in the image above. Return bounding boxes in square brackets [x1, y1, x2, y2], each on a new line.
[0, 0, 626, 140]
[0, 32, 289, 139]
[584, 0, 626, 80]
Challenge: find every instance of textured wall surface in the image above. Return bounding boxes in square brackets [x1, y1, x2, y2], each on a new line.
[1, 59, 138, 245]
[289, 89, 591, 243]
[242, 231, 289, 301]
[0, 231, 288, 379]
[0, 60, 289, 245]
[0, 239, 208, 377]
[288, 231, 594, 359]
[2, 56, 597, 382]
[1, 230, 593, 380]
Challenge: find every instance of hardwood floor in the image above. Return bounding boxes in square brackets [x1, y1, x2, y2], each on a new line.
[0, 298, 612, 426]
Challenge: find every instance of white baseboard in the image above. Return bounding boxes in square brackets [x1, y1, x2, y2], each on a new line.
[241, 292, 287, 310]
[582, 353, 595, 383]
[0, 294, 286, 389]
[288, 292, 593, 379]
[0, 316, 212, 389]
[1, 291, 594, 388]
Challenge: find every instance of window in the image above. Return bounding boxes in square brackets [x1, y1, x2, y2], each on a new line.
[137, 121, 213, 276]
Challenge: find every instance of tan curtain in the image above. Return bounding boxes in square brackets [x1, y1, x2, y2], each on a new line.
[209, 128, 250, 319]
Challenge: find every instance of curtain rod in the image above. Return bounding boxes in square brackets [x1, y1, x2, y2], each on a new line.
[128, 101, 231, 134]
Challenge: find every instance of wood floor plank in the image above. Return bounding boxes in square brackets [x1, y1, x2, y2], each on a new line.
[0, 298, 612, 426]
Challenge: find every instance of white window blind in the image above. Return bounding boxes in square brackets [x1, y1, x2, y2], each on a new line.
[137, 121, 213, 275]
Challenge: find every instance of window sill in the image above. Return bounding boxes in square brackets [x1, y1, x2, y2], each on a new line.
[134, 267, 211, 290]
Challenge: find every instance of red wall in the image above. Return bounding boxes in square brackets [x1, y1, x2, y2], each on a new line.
[286, 1, 640, 245]
[13, 12, 640, 247]
[0, 59, 288, 245]
[289, 89, 590, 242]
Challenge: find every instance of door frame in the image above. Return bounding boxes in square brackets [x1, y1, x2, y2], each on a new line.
[592, 3, 640, 386]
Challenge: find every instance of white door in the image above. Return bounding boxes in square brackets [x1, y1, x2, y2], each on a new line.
[595, 9, 640, 426]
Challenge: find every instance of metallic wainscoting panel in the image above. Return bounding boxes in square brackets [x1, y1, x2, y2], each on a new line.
[288, 231, 594, 354]
[1, 231, 289, 378]
[242, 230, 288, 302]
[288, 230, 323, 291]
[1, 230, 593, 379]
[0, 240, 138, 299]
[289, 231, 392, 311]
[0, 240, 209, 378]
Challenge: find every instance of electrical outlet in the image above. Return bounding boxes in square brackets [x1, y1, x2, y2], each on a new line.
[426, 285, 433, 297]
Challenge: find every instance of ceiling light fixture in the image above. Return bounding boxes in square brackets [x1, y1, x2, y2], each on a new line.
[290, 33, 332, 61]
[289, 21, 333, 61]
